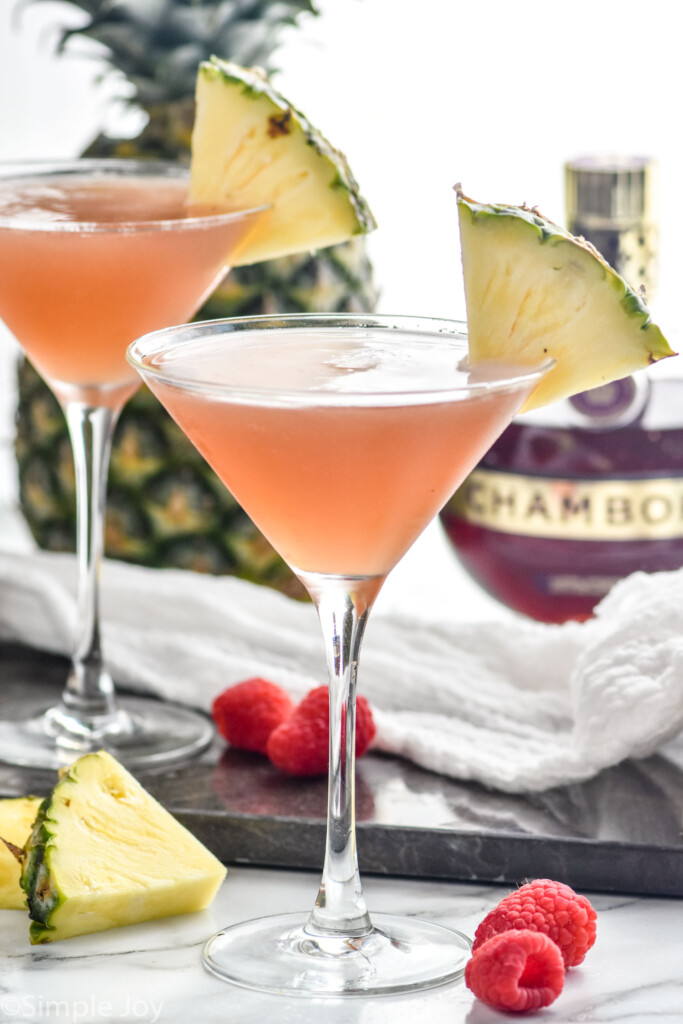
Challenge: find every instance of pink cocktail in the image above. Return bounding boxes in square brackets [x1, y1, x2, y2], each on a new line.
[0, 160, 263, 769]
[128, 313, 551, 997]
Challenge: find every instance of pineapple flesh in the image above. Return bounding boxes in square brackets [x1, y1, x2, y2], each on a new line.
[0, 797, 43, 910]
[21, 751, 226, 944]
[189, 57, 376, 265]
[457, 188, 675, 411]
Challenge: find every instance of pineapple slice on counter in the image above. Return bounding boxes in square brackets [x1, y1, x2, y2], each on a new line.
[20, 751, 226, 944]
[0, 797, 43, 909]
[456, 186, 675, 411]
[189, 57, 376, 265]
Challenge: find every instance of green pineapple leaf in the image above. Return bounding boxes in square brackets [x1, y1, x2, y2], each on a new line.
[28, 0, 318, 105]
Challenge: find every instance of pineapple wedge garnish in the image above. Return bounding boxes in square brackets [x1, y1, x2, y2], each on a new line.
[456, 186, 675, 411]
[20, 751, 226, 944]
[0, 797, 43, 910]
[189, 57, 376, 265]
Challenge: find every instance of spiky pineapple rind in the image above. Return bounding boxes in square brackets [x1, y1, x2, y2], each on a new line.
[457, 189, 665, 327]
[20, 795, 63, 935]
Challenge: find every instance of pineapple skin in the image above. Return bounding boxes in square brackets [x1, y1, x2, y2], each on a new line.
[21, 751, 226, 944]
[0, 797, 43, 910]
[457, 191, 675, 411]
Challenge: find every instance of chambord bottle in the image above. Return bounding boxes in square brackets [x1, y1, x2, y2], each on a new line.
[442, 157, 683, 623]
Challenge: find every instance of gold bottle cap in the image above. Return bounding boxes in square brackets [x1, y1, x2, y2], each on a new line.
[565, 155, 656, 230]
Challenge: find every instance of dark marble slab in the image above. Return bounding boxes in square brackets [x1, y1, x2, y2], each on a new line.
[2, 642, 682, 896]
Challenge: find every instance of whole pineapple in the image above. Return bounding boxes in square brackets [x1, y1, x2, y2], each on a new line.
[15, 0, 378, 598]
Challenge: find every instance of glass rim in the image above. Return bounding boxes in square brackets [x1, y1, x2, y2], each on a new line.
[0, 158, 269, 233]
[127, 312, 554, 405]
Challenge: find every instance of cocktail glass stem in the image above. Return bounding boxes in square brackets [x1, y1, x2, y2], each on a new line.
[200, 568, 471, 993]
[29, 386, 214, 763]
[302, 574, 382, 939]
[61, 401, 118, 718]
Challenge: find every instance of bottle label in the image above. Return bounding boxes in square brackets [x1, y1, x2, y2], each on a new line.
[449, 469, 683, 540]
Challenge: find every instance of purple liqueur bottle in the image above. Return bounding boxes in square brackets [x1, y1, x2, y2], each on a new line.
[441, 156, 683, 623]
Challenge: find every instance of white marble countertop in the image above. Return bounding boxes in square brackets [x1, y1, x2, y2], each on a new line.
[1, 865, 681, 1024]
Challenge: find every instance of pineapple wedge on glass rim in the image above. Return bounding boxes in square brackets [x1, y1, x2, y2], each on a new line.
[20, 751, 226, 944]
[456, 186, 675, 411]
[189, 57, 376, 265]
[0, 797, 43, 910]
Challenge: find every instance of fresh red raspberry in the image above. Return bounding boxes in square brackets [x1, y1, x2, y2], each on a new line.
[266, 685, 376, 776]
[472, 878, 597, 968]
[465, 929, 565, 1012]
[211, 678, 294, 755]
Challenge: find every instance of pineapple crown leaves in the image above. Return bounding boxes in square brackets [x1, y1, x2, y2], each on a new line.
[454, 183, 667, 338]
[25, 0, 319, 107]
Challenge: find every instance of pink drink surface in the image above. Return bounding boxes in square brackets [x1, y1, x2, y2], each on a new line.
[145, 330, 538, 577]
[0, 176, 256, 398]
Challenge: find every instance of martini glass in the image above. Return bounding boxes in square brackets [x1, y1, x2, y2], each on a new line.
[0, 159, 264, 770]
[128, 313, 552, 996]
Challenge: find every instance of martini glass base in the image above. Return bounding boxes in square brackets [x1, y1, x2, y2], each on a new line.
[202, 911, 471, 996]
[0, 693, 214, 771]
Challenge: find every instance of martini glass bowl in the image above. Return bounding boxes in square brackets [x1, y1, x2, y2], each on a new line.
[128, 312, 551, 996]
[0, 159, 264, 770]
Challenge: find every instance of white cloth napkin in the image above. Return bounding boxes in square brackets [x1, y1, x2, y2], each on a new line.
[1, 549, 682, 793]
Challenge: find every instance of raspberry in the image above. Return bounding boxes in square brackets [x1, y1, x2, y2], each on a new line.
[266, 685, 376, 776]
[211, 678, 294, 754]
[472, 878, 597, 968]
[465, 929, 565, 1013]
